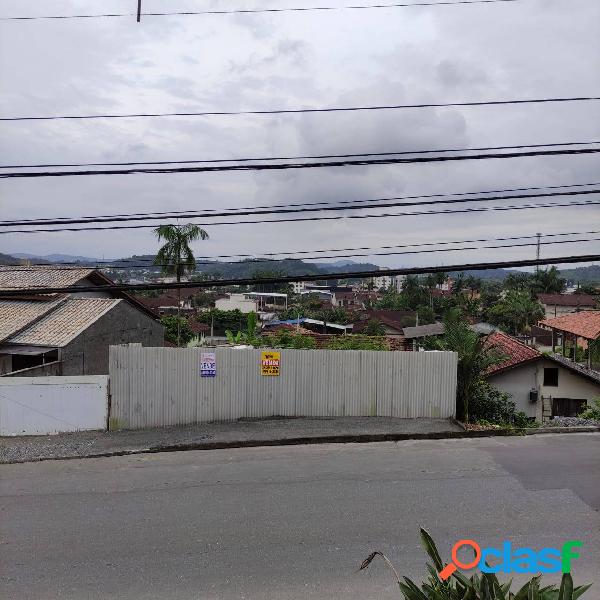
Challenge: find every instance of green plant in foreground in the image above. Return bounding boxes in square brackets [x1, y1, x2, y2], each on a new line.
[578, 397, 600, 422]
[359, 528, 592, 599]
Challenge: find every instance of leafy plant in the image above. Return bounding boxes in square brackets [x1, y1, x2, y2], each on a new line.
[325, 335, 389, 351]
[360, 528, 592, 599]
[224, 330, 244, 345]
[264, 329, 317, 349]
[427, 310, 505, 422]
[578, 397, 600, 421]
[160, 316, 194, 345]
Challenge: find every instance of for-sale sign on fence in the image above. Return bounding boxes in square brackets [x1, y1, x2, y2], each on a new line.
[261, 351, 280, 376]
[200, 352, 216, 377]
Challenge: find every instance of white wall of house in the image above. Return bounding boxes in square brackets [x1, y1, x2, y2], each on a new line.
[488, 364, 538, 418]
[488, 359, 600, 420]
[215, 294, 258, 313]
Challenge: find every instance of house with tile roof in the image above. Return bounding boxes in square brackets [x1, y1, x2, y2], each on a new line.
[485, 331, 600, 422]
[0, 266, 163, 376]
[537, 293, 597, 318]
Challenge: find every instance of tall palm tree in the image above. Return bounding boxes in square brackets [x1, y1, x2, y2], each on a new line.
[154, 224, 209, 346]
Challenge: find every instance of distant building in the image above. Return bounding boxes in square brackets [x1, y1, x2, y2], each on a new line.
[537, 293, 597, 319]
[370, 272, 406, 291]
[215, 293, 259, 313]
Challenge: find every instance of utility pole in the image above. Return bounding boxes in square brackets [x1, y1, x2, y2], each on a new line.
[535, 232, 542, 272]
[137, 0, 142, 22]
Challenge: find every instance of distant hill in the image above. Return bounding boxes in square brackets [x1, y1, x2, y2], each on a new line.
[559, 265, 600, 284]
[0, 252, 19, 265]
[13, 253, 101, 264]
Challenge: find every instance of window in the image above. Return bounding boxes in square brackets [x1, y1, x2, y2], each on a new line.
[543, 367, 559, 387]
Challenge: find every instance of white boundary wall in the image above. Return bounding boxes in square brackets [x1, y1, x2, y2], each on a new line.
[0, 376, 108, 436]
[109, 346, 457, 429]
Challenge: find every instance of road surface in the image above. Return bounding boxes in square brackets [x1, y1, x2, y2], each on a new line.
[1, 433, 599, 599]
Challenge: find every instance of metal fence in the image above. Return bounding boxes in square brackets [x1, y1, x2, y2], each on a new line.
[109, 346, 458, 429]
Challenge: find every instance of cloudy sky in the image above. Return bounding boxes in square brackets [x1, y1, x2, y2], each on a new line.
[0, 0, 599, 271]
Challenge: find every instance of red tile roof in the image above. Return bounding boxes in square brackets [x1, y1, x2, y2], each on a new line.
[539, 311, 600, 340]
[485, 331, 541, 376]
[537, 293, 597, 307]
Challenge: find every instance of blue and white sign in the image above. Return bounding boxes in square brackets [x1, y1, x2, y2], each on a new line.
[200, 352, 216, 377]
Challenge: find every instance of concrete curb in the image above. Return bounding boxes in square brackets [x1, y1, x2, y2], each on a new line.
[3, 425, 599, 465]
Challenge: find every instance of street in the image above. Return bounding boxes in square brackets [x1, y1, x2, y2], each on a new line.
[1, 433, 599, 599]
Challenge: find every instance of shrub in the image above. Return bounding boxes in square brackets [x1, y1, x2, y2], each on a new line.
[160, 316, 194, 345]
[469, 382, 518, 425]
[264, 330, 316, 349]
[360, 527, 592, 599]
[325, 335, 389, 351]
[579, 397, 600, 421]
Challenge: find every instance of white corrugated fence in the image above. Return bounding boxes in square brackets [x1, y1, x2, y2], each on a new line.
[109, 346, 457, 429]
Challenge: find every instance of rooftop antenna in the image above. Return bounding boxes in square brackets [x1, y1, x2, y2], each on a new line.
[136, 0, 142, 22]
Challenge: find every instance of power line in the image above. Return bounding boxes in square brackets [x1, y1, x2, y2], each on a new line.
[2, 147, 598, 179]
[1, 199, 598, 235]
[8, 229, 598, 268]
[3, 188, 598, 228]
[2, 96, 597, 123]
[9, 181, 600, 224]
[0, 254, 596, 296]
[5, 236, 599, 272]
[3, 141, 596, 170]
[0, 0, 522, 22]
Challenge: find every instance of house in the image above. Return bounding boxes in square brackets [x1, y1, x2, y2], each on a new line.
[485, 331, 600, 421]
[0, 266, 163, 376]
[537, 311, 600, 367]
[537, 293, 597, 318]
[353, 310, 416, 336]
[215, 293, 259, 313]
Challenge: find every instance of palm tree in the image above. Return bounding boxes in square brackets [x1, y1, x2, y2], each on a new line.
[433, 311, 504, 421]
[154, 224, 209, 346]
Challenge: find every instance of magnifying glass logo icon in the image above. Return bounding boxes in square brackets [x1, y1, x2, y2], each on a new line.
[438, 540, 481, 581]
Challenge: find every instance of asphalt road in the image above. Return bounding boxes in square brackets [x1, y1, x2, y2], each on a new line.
[1, 433, 599, 600]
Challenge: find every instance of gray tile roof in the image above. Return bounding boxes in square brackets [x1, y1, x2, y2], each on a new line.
[0, 265, 95, 291]
[0, 299, 60, 342]
[5, 298, 120, 347]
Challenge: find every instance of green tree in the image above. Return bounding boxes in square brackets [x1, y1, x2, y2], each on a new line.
[416, 305, 436, 325]
[160, 316, 194, 346]
[363, 319, 386, 336]
[504, 272, 532, 292]
[487, 290, 544, 334]
[531, 266, 566, 294]
[154, 224, 209, 346]
[430, 311, 504, 421]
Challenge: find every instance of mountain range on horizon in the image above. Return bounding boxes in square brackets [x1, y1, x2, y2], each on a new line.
[1, 251, 599, 283]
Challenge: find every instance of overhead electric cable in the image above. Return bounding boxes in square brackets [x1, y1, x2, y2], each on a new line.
[4, 236, 598, 272]
[2, 96, 598, 123]
[0, 255, 597, 296]
[2, 140, 596, 170]
[1, 199, 598, 234]
[2, 148, 598, 179]
[4, 181, 596, 225]
[2, 189, 598, 228]
[0, 0, 523, 22]
[9, 230, 597, 269]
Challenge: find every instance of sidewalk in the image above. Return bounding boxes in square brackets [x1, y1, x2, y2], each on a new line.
[1, 417, 463, 463]
[2, 417, 598, 464]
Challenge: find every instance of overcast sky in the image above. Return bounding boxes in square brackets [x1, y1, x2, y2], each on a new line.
[0, 0, 599, 270]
